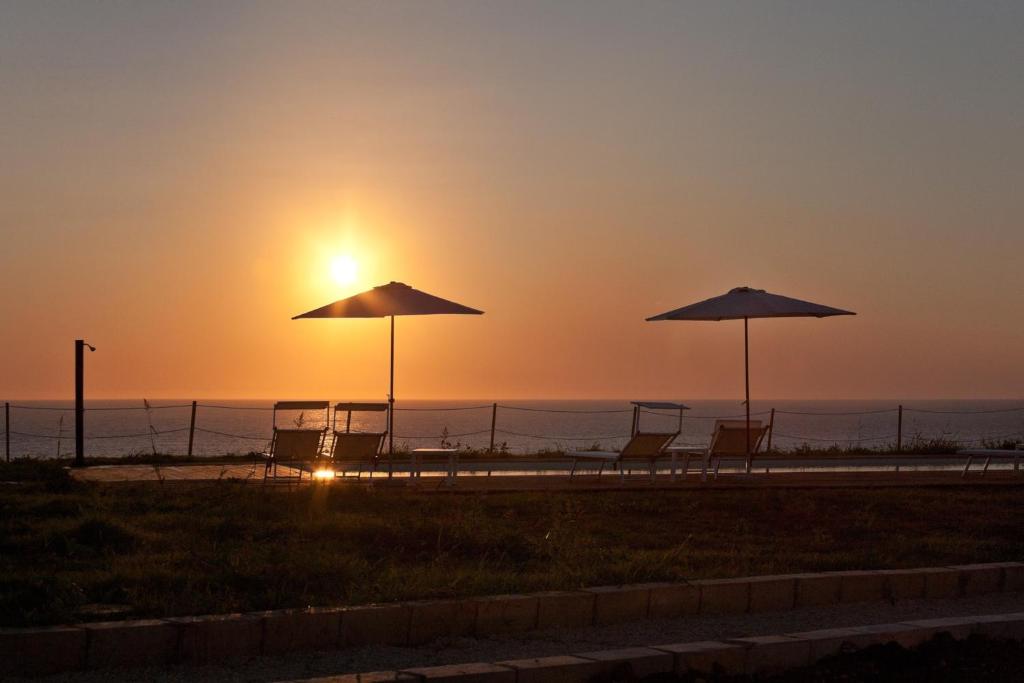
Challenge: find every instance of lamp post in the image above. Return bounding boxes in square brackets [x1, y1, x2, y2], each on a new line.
[74, 339, 95, 467]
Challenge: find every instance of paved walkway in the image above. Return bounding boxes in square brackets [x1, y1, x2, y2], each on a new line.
[69, 464, 1024, 491]
[68, 463, 296, 482]
[22, 592, 1024, 682]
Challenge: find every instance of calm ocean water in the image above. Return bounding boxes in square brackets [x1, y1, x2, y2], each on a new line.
[2, 399, 1023, 459]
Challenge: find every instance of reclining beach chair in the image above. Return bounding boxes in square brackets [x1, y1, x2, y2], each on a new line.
[675, 420, 768, 480]
[570, 432, 679, 482]
[263, 401, 329, 481]
[329, 402, 389, 478]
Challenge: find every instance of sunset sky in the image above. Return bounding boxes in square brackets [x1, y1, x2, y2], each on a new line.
[2, 1, 1022, 401]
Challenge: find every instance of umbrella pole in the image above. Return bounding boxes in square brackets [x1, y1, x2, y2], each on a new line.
[388, 314, 395, 478]
[744, 316, 751, 473]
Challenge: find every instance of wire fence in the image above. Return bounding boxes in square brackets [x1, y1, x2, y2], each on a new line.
[2, 400, 1023, 462]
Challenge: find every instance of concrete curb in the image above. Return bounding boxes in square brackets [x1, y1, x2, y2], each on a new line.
[2, 562, 1022, 676]
[286, 610, 1024, 682]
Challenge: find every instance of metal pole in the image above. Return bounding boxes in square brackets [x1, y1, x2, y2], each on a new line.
[4, 402, 9, 463]
[187, 400, 197, 457]
[744, 317, 751, 471]
[489, 402, 497, 453]
[388, 315, 395, 476]
[75, 339, 84, 467]
[897, 404, 903, 454]
[766, 407, 775, 451]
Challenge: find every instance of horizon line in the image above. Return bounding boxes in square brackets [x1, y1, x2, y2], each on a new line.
[4, 396, 1023, 403]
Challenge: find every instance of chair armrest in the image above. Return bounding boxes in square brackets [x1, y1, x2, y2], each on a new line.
[573, 451, 620, 461]
[958, 449, 1021, 457]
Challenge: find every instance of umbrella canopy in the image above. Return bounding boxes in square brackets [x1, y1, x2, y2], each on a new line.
[293, 281, 483, 319]
[646, 287, 855, 466]
[646, 287, 854, 321]
[294, 281, 483, 460]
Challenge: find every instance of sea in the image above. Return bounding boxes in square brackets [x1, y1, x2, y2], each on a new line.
[2, 399, 1022, 459]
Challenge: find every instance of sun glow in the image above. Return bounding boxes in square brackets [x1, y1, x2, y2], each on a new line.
[313, 468, 336, 481]
[329, 254, 358, 286]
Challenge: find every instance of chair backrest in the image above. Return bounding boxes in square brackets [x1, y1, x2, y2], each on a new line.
[332, 402, 390, 433]
[330, 432, 386, 462]
[270, 428, 326, 461]
[272, 401, 330, 430]
[619, 432, 678, 460]
[708, 420, 767, 456]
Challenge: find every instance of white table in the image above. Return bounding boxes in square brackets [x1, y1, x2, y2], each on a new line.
[572, 448, 700, 482]
[412, 448, 459, 486]
[666, 446, 709, 481]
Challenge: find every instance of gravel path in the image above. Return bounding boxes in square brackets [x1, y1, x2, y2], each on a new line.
[23, 592, 1024, 683]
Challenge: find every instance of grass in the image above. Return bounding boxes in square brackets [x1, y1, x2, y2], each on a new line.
[1, 461, 1022, 627]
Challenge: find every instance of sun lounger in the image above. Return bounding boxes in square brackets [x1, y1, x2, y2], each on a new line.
[670, 420, 768, 481]
[329, 402, 389, 478]
[570, 432, 679, 481]
[263, 401, 330, 481]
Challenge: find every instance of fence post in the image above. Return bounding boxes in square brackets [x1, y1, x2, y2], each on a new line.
[897, 404, 903, 453]
[766, 408, 775, 452]
[74, 339, 85, 467]
[4, 402, 9, 463]
[489, 402, 497, 453]
[187, 400, 197, 457]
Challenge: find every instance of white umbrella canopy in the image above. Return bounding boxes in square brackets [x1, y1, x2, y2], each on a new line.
[646, 287, 855, 465]
[294, 281, 484, 457]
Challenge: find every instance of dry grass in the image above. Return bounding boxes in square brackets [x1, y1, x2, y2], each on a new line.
[1, 461, 1022, 627]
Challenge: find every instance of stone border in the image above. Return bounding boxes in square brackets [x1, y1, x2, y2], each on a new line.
[2, 562, 1022, 677]
[289, 611, 1024, 682]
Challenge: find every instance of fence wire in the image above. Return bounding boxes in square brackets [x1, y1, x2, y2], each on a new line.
[395, 405, 491, 412]
[3, 400, 1022, 460]
[498, 405, 632, 414]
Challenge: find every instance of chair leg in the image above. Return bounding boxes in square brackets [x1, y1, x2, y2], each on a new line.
[570, 458, 577, 479]
[598, 461, 604, 477]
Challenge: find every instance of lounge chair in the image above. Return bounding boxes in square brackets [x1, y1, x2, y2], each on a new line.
[330, 402, 389, 478]
[263, 401, 330, 481]
[570, 432, 679, 481]
[672, 420, 768, 480]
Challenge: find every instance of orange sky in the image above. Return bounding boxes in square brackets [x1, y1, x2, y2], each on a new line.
[1, 3, 1022, 400]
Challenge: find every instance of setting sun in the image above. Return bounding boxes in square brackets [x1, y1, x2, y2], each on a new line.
[329, 254, 358, 286]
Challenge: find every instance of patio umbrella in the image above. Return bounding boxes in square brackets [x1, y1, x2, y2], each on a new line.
[646, 287, 855, 466]
[294, 281, 483, 458]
